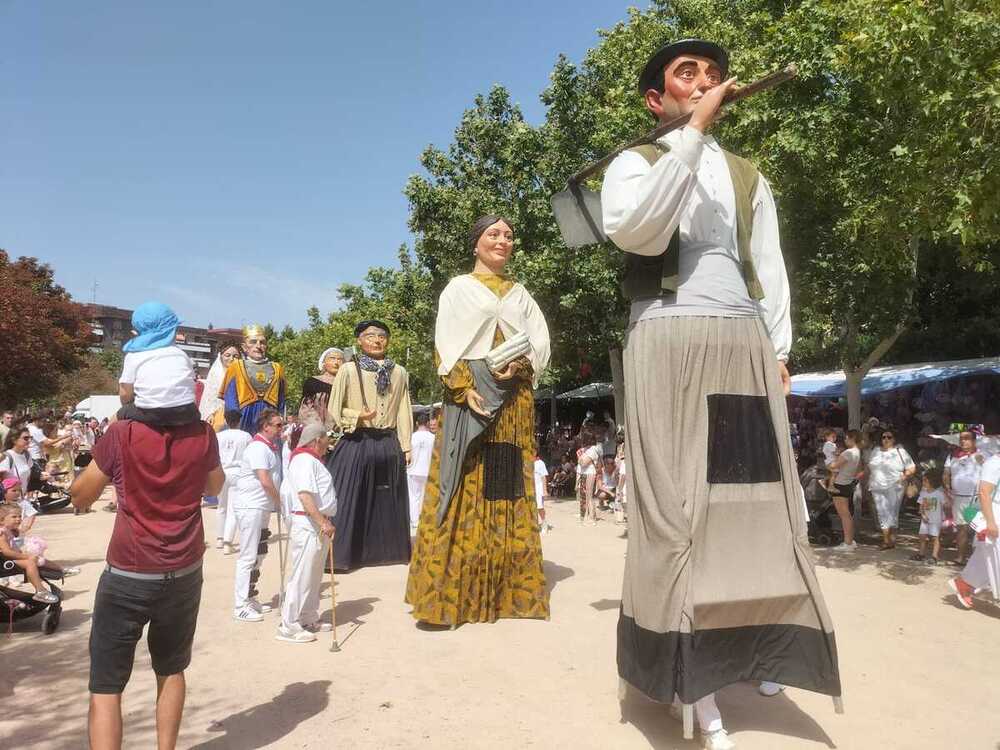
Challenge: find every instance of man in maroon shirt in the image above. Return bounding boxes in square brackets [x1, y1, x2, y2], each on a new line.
[72, 418, 223, 750]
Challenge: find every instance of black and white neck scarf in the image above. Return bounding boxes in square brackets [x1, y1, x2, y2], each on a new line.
[357, 354, 395, 396]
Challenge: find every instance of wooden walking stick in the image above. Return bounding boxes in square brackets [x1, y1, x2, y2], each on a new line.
[328, 537, 340, 652]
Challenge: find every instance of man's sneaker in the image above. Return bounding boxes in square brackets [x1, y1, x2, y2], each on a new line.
[276, 624, 316, 643]
[301, 621, 333, 633]
[701, 728, 736, 750]
[233, 606, 264, 623]
[948, 577, 975, 609]
[758, 681, 785, 697]
[249, 598, 272, 614]
[833, 542, 857, 551]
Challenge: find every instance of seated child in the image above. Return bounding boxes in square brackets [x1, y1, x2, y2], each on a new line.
[0, 505, 77, 603]
[117, 301, 201, 427]
[911, 470, 946, 565]
[3, 477, 37, 535]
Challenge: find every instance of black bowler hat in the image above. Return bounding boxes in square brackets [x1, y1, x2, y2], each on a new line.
[638, 39, 729, 95]
[354, 319, 390, 337]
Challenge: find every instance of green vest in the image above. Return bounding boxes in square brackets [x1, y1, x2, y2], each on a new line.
[620, 143, 765, 302]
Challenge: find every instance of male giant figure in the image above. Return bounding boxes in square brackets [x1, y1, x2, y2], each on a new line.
[220, 324, 287, 433]
[602, 39, 840, 749]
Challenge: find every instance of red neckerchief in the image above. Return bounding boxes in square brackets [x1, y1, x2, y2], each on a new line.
[952, 448, 977, 460]
[290, 445, 322, 463]
[253, 434, 279, 452]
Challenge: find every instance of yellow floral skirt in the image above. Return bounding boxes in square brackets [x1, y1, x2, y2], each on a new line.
[405, 380, 549, 625]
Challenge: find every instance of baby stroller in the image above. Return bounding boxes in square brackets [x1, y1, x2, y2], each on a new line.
[0, 559, 64, 634]
[801, 464, 843, 546]
[27, 464, 72, 514]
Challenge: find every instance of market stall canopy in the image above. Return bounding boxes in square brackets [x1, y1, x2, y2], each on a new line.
[533, 387, 555, 401]
[557, 382, 613, 400]
[790, 356, 1000, 398]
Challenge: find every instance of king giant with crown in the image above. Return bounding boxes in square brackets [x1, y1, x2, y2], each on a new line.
[220, 324, 287, 433]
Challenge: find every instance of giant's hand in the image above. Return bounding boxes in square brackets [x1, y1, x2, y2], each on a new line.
[466, 389, 490, 417]
[689, 77, 739, 132]
[777, 360, 791, 396]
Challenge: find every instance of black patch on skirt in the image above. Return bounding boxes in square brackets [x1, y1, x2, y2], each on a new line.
[706, 394, 781, 483]
[481, 442, 524, 499]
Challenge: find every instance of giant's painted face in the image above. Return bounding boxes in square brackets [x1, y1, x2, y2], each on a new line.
[220, 345, 240, 367]
[474, 220, 514, 271]
[323, 352, 344, 376]
[647, 54, 722, 121]
[357, 326, 389, 358]
[244, 336, 267, 361]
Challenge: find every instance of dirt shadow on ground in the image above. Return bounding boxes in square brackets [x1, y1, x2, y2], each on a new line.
[190, 680, 331, 749]
[589, 598, 621, 612]
[621, 681, 835, 749]
[325, 595, 379, 624]
[939, 593, 1000, 620]
[543, 561, 574, 593]
[813, 542, 939, 586]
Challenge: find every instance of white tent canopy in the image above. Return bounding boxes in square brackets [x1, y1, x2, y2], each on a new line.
[790, 356, 1000, 399]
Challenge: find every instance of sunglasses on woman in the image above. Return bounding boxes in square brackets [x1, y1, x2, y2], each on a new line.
[881, 434, 894, 440]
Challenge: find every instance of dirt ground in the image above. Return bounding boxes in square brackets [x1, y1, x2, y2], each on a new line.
[2, 491, 998, 750]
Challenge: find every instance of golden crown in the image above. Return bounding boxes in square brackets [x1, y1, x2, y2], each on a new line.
[242, 323, 266, 339]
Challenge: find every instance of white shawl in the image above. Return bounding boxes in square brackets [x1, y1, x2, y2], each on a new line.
[199, 355, 226, 420]
[435, 274, 551, 388]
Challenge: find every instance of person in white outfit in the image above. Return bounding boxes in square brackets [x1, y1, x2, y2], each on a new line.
[216, 409, 252, 554]
[406, 413, 436, 531]
[950, 453, 1000, 609]
[232, 408, 283, 622]
[277, 422, 337, 643]
[533, 454, 550, 533]
[943, 430, 984, 566]
[866, 429, 916, 550]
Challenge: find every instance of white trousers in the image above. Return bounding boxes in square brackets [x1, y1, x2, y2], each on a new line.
[215, 472, 240, 543]
[233, 507, 270, 610]
[281, 513, 331, 628]
[962, 538, 1000, 600]
[673, 693, 723, 733]
[871, 484, 904, 529]
[407, 474, 428, 528]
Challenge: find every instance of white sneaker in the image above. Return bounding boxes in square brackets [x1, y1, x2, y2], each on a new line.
[833, 541, 857, 551]
[301, 621, 333, 633]
[540, 525, 548, 535]
[758, 681, 785, 697]
[249, 598, 272, 614]
[276, 624, 316, 643]
[233, 606, 264, 623]
[701, 728, 736, 750]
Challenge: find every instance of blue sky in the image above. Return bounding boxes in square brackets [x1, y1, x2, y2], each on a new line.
[1, 1, 638, 329]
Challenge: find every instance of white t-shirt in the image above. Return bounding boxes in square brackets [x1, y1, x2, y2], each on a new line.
[533, 459, 548, 508]
[822, 440, 838, 468]
[281, 451, 337, 517]
[4, 450, 34, 493]
[408, 429, 435, 478]
[120, 346, 196, 409]
[867, 446, 915, 490]
[834, 447, 861, 485]
[919, 488, 946, 525]
[217, 428, 252, 474]
[978, 455, 1000, 511]
[234, 438, 282, 511]
[26, 423, 46, 460]
[945, 452, 983, 496]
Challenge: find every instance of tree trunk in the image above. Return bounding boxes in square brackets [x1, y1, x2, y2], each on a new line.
[841, 234, 920, 430]
[844, 369, 864, 429]
[609, 345, 625, 426]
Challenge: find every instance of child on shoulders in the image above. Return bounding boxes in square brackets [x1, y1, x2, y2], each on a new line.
[116, 301, 201, 427]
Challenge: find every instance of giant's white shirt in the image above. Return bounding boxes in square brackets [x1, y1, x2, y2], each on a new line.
[601, 125, 792, 360]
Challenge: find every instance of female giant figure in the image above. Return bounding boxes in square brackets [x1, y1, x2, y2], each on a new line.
[406, 215, 551, 626]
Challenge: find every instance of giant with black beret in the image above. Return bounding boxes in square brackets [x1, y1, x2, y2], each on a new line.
[354, 319, 390, 337]
[637, 38, 730, 95]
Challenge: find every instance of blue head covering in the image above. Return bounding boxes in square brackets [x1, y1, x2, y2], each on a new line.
[122, 301, 181, 353]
